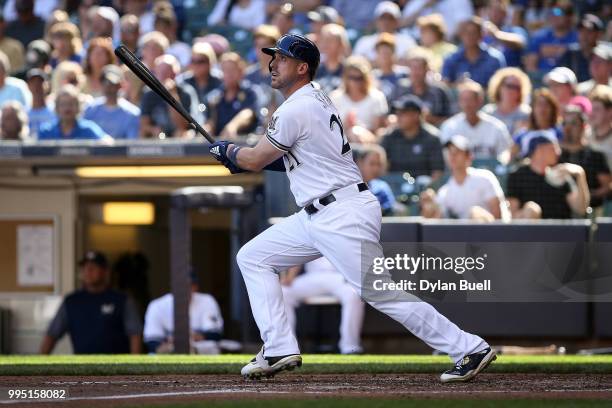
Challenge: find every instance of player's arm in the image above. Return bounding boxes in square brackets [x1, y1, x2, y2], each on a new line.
[228, 137, 285, 173]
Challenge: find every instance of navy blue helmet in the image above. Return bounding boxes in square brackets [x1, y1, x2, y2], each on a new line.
[262, 34, 320, 79]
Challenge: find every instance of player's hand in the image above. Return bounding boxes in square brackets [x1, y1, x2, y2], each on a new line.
[209, 140, 246, 174]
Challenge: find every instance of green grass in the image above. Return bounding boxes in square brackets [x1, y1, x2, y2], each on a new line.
[1, 354, 611, 376]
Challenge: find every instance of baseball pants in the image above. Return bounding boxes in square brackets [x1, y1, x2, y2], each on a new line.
[236, 188, 488, 363]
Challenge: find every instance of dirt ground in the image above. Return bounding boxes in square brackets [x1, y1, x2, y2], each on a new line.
[0, 373, 610, 407]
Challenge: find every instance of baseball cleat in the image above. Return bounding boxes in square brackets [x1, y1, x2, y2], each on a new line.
[440, 347, 497, 383]
[241, 348, 302, 380]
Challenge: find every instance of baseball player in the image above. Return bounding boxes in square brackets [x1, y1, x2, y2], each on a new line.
[281, 257, 364, 355]
[209, 34, 496, 382]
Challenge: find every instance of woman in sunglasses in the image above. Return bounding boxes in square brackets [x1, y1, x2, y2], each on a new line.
[483, 67, 532, 136]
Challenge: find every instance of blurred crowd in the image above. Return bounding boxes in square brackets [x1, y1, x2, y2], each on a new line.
[0, 0, 610, 219]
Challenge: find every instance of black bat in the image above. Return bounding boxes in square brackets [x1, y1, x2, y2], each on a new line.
[114, 44, 214, 143]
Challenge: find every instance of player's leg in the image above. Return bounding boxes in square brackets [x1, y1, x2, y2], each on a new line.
[311, 192, 490, 364]
[326, 277, 364, 354]
[281, 273, 329, 334]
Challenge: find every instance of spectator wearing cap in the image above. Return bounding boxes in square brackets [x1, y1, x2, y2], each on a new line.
[331, 0, 381, 30]
[40, 251, 143, 355]
[420, 134, 508, 222]
[560, 104, 611, 208]
[26, 68, 54, 138]
[588, 85, 612, 170]
[354, 144, 397, 216]
[0, 13, 24, 74]
[544, 66, 577, 108]
[483, 67, 532, 136]
[120, 14, 140, 54]
[48, 21, 82, 69]
[507, 131, 590, 219]
[83, 37, 116, 98]
[577, 43, 612, 96]
[154, 4, 191, 69]
[38, 85, 107, 140]
[381, 95, 444, 179]
[0, 100, 29, 140]
[244, 24, 282, 113]
[206, 52, 258, 139]
[307, 5, 342, 46]
[441, 16, 506, 88]
[88, 6, 120, 47]
[16, 39, 50, 80]
[483, 0, 528, 68]
[525, 2, 578, 73]
[144, 269, 224, 354]
[440, 80, 512, 163]
[83, 65, 140, 140]
[177, 42, 222, 108]
[207, 0, 266, 31]
[4, 0, 45, 49]
[558, 14, 604, 83]
[416, 14, 456, 73]
[316, 23, 350, 94]
[353, 1, 416, 63]
[373, 33, 409, 104]
[0, 50, 31, 109]
[390, 47, 452, 127]
[141, 54, 200, 138]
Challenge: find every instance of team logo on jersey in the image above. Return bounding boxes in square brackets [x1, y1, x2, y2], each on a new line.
[101, 303, 115, 315]
[267, 116, 279, 135]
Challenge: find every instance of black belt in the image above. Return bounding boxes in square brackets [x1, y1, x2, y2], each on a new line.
[304, 182, 368, 215]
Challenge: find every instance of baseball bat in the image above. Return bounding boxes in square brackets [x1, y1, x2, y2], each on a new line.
[114, 45, 215, 143]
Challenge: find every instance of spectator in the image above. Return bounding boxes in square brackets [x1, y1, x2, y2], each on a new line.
[0, 14, 24, 74]
[372, 33, 409, 103]
[140, 54, 200, 138]
[416, 14, 456, 73]
[513, 88, 562, 158]
[2, 0, 58, 22]
[331, 0, 381, 30]
[38, 85, 107, 140]
[0, 50, 31, 109]
[206, 52, 257, 139]
[207, 0, 266, 31]
[178, 42, 222, 108]
[89, 6, 120, 46]
[26, 69, 54, 138]
[525, 2, 577, 74]
[153, 3, 190, 69]
[440, 80, 512, 163]
[560, 105, 611, 208]
[441, 16, 506, 87]
[17, 39, 50, 79]
[353, 1, 416, 63]
[544, 66, 577, 108]
[5, 0, 45, 48]
[122, 0, 154, 35]
[558, 14, 604, 83]
[306, 5, 343, 46]
[483, 67, 532, 136]
[401, 0, 474, 40]
[44, 10, 69, 47]
[271, 3, 298, 36]
[48, 22, 82, 69]
[391, 47, 453, 127]
[354, 144, 396, 216]
[281, 257, 364, 355]
[83, 37, 116, 98]
[76, 0, 97, 46]
[144, 271, 223, 354]
[483, 0, 528, 68]
[315, 23, 350, 94]
[120, 14, 140, 54]
[420, 135, 508, 222]
[139, 31, 169, 70]
[577, 43, 612, 96]
[507, 132, 590, 219]
[49, 61, 88, 104]
[588, 85, 612, 170]
[330, 56, 388, 135]
[381, 95, 444, 180]
[40, 251, 143, 355]
[0, 101, 29, 140]
[84, 65, 140, 140]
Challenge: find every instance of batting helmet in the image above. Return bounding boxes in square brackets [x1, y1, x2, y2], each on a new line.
[262, 34, 320, 79]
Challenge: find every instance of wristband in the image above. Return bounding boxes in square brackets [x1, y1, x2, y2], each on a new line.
[228, 145, 242, 165]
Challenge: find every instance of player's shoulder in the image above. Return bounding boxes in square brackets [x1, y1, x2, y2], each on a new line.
[192, 292, 220, 307]
[148, 293, 172, 310]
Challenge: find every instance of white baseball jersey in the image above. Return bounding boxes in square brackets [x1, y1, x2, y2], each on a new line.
[265, 82, 363, 207]
[143, 293, 224, 341]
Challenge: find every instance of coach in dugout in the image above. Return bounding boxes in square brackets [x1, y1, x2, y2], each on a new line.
[40, 251, 143, 355]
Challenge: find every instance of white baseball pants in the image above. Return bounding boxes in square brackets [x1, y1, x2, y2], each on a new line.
[236, 187, 488, 363]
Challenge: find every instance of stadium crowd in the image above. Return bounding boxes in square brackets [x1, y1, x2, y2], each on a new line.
[0, 0, 611, 219]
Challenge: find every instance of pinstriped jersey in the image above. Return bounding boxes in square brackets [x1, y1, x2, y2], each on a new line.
[265, 83, 363, 207]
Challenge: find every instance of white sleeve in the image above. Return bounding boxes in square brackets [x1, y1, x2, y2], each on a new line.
[143, 301, 165, 341]
[482, 171, 505, 202]
[265, 109, 301, 152]
[207, 0, 229, 26]
[439, 118, 453, 143]
[495, 121, 512, 155]
[374, 91, 389, 116]
[435, 185, 449, 216]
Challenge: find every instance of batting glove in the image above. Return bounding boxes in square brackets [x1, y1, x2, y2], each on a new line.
[209, 141, 246, 174]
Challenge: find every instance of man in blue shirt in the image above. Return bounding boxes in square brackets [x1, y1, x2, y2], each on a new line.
[38, 85, 107, 140]
[84, 65, 140, 139]
[525, 2, 578, 73]
[558, 14, 604, 83]
[483, 0, 528, 68]
[442, 17, 506, 87]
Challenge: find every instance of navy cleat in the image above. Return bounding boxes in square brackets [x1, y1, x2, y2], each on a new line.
[440, 347, 497, 383]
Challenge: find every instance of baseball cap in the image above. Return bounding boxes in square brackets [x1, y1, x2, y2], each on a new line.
[26, 68, 49, 81]
[444, 134, 472, 153]
[392, 95, 424, 112]
[592, 42, 612, 62]
[544, 67, 577, 86]
[522, 130, 559, 157]
[79, 250, 109, 268]
[374, 1, 401, 19]
[25, 40, 51, 68]
[100, 64, 123, 85]
[568, 95, 592, 115]
[578, 14, 604, 31]
[307, 6, 341, 24]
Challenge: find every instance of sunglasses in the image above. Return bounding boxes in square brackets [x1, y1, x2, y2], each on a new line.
[502, 82, 521, 91]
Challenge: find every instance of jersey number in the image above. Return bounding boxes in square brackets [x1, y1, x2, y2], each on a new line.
[330, 114, 351, 155]
[283, 151, 301, 171]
